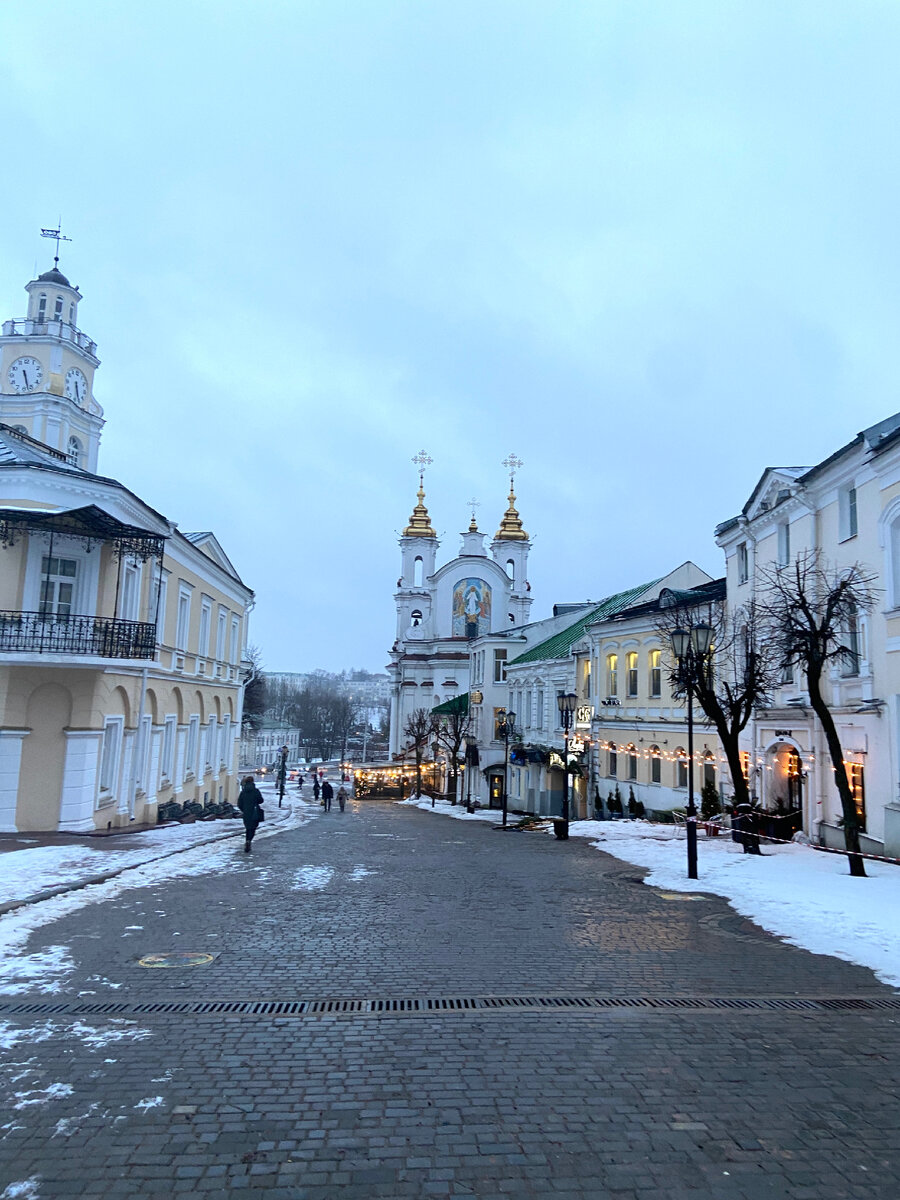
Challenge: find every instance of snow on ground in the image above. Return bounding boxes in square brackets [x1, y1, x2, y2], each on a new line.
[291, 866, 334, 891]
[0, 1178, 41, 1199]
[401, 796, 900, 991]
[0, 795, 318, 996]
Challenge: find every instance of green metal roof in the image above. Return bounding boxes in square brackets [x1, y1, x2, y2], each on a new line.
[432, 693, 469, 715]
[508, 581, 660, 666]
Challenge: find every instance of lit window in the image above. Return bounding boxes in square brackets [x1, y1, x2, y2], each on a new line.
[648, 649, 661, 698]
[848, 763, 866, 831]
[626, 652, 638, 698]
[606, 653, 618, 697]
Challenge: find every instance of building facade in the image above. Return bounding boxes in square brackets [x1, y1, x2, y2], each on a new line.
[0, 255, 253, 831]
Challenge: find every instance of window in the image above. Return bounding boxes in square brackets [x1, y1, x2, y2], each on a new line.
[606, 653, 618, 697]
[740, 751, 750, 783]
[626, 744, 638, 780]
[607, 742, 617, 777]
[506, 558, 515, 580]
[54, 295, 64, 321]
[848, 763, 866, 831]
[675, 749, 688, 789]
[536, 689, 544, 726]
[525, 691, 532, 728]
[68, 301, 75, 324]
[493, 708, 506, 740]
[161, 716, 177, 782]
[216, 607, 227, 661]
[842, 608, 861, 677]
[99, 718, 124, 796]
[37, 293, 47, 322]
[582, 659, 592, 699]
[777, 521, 791, 566]
[493, 649, 507, 682]
[703, 753, 716, 790]
[176, 585, 192, 652]
[737, 542, 749, 583]
[153, 569, 169, 643]
[66, 436, 83, 467]
[626, 652, 638, 698]
[198, 598, 212, 658]
[230, 616, 241, 664]
[649, 745, 661, 784]
[781, 661, 794, 685]
[648, 649, 661, 698]
[839, 484, 858, 541]
[120, 561, 141, 621]
[39, 556, 78, 617]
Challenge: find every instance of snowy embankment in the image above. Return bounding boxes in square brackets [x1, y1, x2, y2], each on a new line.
[400, 795, 900, 991]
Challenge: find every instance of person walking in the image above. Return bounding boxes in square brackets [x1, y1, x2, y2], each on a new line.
[237, 775, 265, 853]
[297, 773, 304, 792]
[313, 777, 321, 802]
[337, 785, 348, 812]
[322, 780, 334, 812]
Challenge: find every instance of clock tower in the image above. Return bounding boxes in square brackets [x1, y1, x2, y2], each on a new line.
[0, 258, 104, 472]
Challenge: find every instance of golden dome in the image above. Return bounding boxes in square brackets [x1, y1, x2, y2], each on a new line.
[494, 487, 528, 541]
[403, 484, 436, 538]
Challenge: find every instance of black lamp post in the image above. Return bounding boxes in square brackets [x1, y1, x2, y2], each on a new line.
[497, 708, 516, 828]
[556, 692, 578, 836]
[464, 734, 476, 812]
[277, 744, 288, 808]
[670, 623, 713, 880]
[431, 740, 440, 807]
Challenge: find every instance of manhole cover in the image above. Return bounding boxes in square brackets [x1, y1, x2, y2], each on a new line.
[137, 951, 217, 968]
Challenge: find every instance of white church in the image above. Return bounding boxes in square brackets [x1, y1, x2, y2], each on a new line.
[387, 457, 532, 756]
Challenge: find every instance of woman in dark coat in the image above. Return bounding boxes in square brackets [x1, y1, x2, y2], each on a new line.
[238, 775, 265, 853]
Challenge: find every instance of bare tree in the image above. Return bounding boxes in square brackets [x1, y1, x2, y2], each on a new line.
[658, 596, 777, 813]
[403, 707, 437, 797]
[433, 695, 472, 803]
[758, 550, 878, 877]
[242, 645, 267, 733]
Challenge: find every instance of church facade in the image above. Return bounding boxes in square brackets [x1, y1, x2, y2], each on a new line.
[387, 470, 532, 757]
[0, 246, 253, 831]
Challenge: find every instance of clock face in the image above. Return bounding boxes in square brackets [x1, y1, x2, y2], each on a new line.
[7, 356, 43, 394]
[65, 367, 88, 404]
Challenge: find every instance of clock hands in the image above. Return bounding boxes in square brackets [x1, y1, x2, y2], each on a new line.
[22, 369, 29, 390]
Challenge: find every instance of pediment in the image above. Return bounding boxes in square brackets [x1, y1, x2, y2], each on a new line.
[743, 467, 807, 522]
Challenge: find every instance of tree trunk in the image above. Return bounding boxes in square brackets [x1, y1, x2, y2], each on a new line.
[807, 665, 866, 877]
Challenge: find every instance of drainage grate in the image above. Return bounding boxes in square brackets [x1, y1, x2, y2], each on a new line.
[0, 993, 898, 1019]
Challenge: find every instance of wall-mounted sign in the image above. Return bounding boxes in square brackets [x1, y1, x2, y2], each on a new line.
[470, 690, 483, 704]
[576, 705, 594, 725]
[569, 738, 585, 754]
[774, 730, 792, 737]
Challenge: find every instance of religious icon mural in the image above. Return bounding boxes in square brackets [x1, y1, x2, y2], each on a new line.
[452, 578, 492, 638]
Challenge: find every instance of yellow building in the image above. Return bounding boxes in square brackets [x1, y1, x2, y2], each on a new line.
[0, 253, 253, 831]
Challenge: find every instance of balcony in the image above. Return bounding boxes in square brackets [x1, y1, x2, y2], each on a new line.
[2, 317, 98, 358]
[0, 611, 157, 659]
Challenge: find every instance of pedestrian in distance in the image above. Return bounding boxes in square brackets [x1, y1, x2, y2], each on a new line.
[337, 785, 347, 812]
[297, 773, 304, 791]
[313, 778, 321, 802]
[238, 775, 265, 853]
[322, 780, 334, 812]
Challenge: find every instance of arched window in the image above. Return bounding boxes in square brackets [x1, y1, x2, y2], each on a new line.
[410, 609, 423, 627]
[68, 300, 76, 324]
[606, 653, 618, 698]
[626, 651, 638, 697]
[54, 295, 64, 321]
[413, 556, 423, 587]
[67, 436, 83, 467]
[649, 745, 661, 784]
[675, 748, 688, 789]
[506, 558, 515, 581]
[703, 751, 716, 790]
[37, 293, 47, 322]
[607, 742, 617, 777]
[626, 743, 638, 780]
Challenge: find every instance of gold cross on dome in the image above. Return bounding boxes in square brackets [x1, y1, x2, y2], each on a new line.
[502, 453, 524, 485]
[411, 449, 433, 483]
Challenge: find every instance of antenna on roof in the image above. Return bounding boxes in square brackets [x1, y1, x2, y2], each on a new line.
[40, 224, 72, 268]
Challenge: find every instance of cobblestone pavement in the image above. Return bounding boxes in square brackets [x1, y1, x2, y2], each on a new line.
[2, 798, 899, 1198]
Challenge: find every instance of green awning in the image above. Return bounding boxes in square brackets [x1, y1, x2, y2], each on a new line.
[432, 693, 469, 716]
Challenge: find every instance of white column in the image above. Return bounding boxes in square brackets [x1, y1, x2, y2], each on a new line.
[59, 730, 103, 832]
[0, 730, 29, 832]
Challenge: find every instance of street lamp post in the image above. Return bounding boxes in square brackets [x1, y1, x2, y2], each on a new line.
[277, 744, 288, 808]
[556, 692, 578, 838]
[669, 623, 713, 880]
[464, 734, 476, 812]
[431, 740, 440, 807]
[497, 708, 516, 828]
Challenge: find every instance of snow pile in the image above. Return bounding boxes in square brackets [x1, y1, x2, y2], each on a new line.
[399, 795, 504, 825]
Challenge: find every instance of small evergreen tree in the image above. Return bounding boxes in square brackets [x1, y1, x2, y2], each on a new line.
[700, 779, 721, 821]
[627, 786, 637, 817]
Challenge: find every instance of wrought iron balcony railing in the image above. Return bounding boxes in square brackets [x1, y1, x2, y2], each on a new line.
[0, 611, 157, 659]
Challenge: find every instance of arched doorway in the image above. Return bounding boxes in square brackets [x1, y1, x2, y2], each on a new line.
[764, 741, 805, 839]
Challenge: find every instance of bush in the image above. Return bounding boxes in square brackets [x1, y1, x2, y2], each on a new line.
[607, 787, 623, 816]
[627, 786, 638, 817]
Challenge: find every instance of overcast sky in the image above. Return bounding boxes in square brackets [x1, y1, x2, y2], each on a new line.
[2, 2, 899, 673]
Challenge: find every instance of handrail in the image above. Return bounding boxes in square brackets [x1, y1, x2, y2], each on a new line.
[0, 610, 156, 659]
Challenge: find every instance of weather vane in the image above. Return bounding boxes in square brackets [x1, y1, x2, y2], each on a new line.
[411, 449, 433, 486]
[502, 453, 524, 487]
[41, 224, 72, 268]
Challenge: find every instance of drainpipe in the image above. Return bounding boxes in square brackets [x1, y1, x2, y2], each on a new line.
[127, 665, 150, 821]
